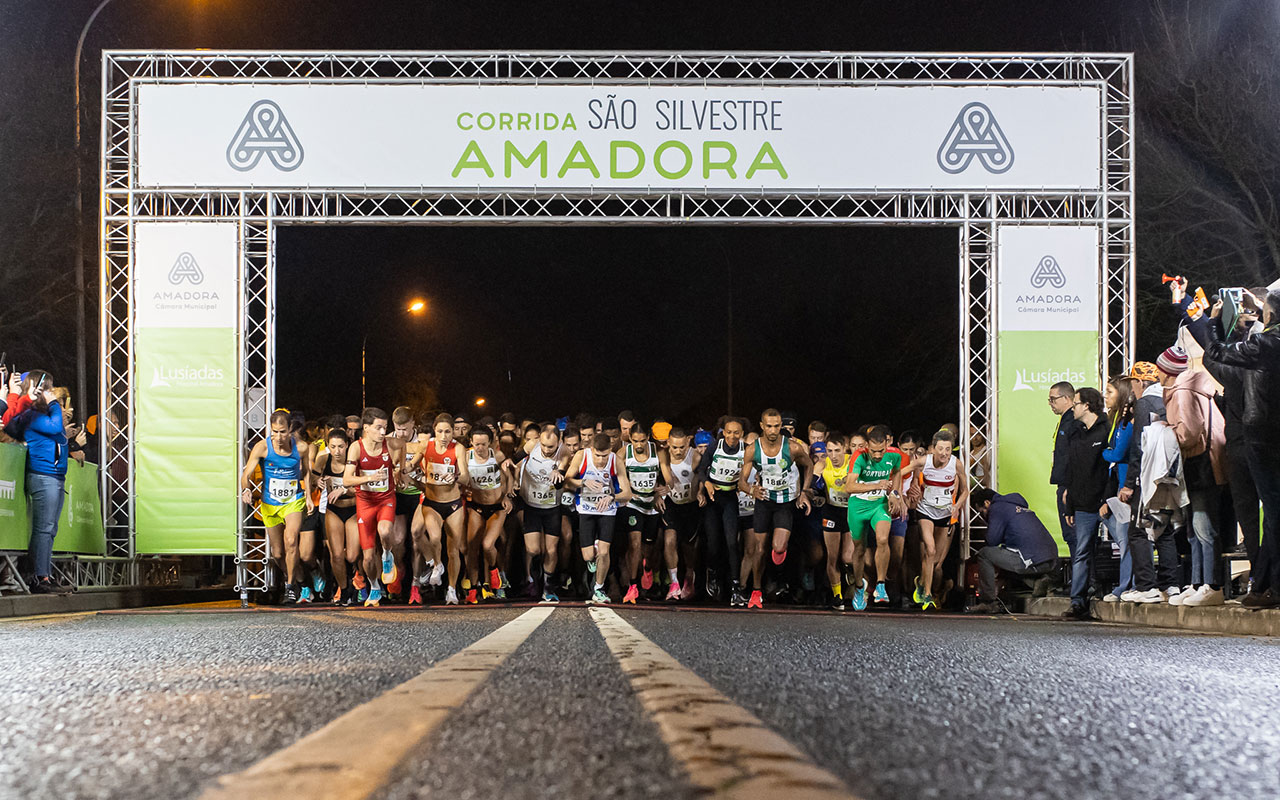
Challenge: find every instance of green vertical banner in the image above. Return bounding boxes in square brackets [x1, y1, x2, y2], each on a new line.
[0, 443, 106, 554]
[0, 444, 28, 550]
[134, 222, 239, 554]
[996, 226, 1101, 556]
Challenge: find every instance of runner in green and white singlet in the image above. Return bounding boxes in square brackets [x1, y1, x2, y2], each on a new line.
[844, 424, 907, 610]
[739, 409, 813, 610]
[621, 422, 661, 604]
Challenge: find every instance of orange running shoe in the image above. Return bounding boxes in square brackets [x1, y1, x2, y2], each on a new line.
[747, 590, 763, 609]
[466, 588, 479, 605]
[623, 584, 639, 604]
[352, 572, 367, 591]
[489, 568, 501, 590]
[408, 585, 423, 605]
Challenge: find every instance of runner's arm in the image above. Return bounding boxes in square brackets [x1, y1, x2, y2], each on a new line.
[658, 450, 674, 485]
[240, 441, 265, 493]
[562, 451, 586, 489]
[298, 440, 314, 511]
[455, 447, 471, 487]
[737, 446, 758, 495]
[952, 460, 969, 511]
[614, 462, 633, 505]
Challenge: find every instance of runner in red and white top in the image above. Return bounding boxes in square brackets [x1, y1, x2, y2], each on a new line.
[419, 412, 472, 605]
[342, 407, 406, 607]
[909, 428, 968, 611]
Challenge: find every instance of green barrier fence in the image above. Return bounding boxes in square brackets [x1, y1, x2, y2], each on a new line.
[0, 442, 107, 555]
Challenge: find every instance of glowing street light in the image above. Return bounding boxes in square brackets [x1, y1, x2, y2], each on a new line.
[363, 297, 428, 407]
[407, 299, 427, 315]
[474, 397, 486, 407]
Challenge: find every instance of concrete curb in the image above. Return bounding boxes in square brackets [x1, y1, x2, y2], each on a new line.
[0, 587, 236, 619]
[1027, 596, 1280, 637]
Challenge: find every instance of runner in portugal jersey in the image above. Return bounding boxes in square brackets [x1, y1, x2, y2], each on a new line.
[565, 432, 633, 605]
[844, 424, 907, 611]
[342, 407, 406, 607]
[911, 428, 968, 611]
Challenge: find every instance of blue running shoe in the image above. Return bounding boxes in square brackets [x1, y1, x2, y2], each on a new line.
[381, 549, 398, 585]
[364, 587, 383, 607]
[873, 582, 889, 605]
[540, 588, 559, 604]
[298, 586, 314, 604]
[312, 573, 326, 597]
[359, 585, 370, 604]
[852, 579, 868, 611]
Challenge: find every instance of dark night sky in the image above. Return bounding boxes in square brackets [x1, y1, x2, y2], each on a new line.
[0, 0, 1208, 429]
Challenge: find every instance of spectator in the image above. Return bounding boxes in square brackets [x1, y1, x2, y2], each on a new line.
[1100, 377, 1135, 602]
[3, 369, 69, 594]
[1182, 287, 1280, 609]
[52, 387, 87, 465]
[1062, 387, 1111, 619]
[1118, 362, 1172, 603]
[1157, 345, 1229, 607]
[967, 487, 1058, 613]
[1048, 380, 1078, 573]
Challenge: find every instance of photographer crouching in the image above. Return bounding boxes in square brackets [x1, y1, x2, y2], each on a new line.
[3, 369, 71, 594]
[1176, 281, 1280, 608]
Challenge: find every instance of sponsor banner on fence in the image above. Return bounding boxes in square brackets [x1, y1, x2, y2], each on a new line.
[138, 84, 1102, 191]
[134, 223, 238, 554]
[996, 225, 1101, 555]
[0, 443, 107, 555]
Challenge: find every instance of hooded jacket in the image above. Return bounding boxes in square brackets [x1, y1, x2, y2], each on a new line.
[1163, 369, 1227, 485]
[983, 492, 1059, 566]
[3, 400, 67, 477]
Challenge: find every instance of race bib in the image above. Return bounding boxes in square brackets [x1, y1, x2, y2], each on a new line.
[709, 460, 740, 483]
[267, 477, 298, 504]
[528, 486, 555, 505]
[827, 488, 850, 507]
[669, 482, 691, 503]
[560, 490, 576, 506]
[923, 484, 953, 507]
[632, 471, 658, 492]
[361, 469, 389, 493]
[428, 461, 455, 484]
[761, 466, 790, 492]
[852, 488, 885, 501]
[737, 492, 756, 515]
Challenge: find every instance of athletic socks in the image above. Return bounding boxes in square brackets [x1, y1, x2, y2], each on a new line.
[668, 568, 679, 584]
[832, 584, 843, 600]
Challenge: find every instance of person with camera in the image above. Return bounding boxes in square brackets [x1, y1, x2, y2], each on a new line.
[3, 369, 70, 594]
[1179, 282, 1280, 609]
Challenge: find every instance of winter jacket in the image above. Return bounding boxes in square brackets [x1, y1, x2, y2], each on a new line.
[1050, 409, 1078, 486]
[1184, 298, 1280, 446]
[4, 400, 68, 477]
[2, 392, 31, 426]
[1102, 419, 1132, 488]
[1124, 384, 1166, 493]
[1163, 369, 1227, 485]
[1064, 416, 1110, 512]
[984, 492, 1059, 566]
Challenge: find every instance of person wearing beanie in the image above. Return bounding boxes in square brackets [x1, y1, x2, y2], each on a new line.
[1156, 345, 1189, 377]
[1118, 360, 1173, 603]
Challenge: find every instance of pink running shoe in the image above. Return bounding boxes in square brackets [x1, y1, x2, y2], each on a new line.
[770, 549, 787, 566]
[747, 590, 764, 609]
[623, 584, 640, 604]
[408, 585, 423, 606]
[665, 581, 681, 601]
[640, 561, 654, 591]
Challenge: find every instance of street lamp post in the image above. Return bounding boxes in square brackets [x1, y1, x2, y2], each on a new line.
[74, 0, 117, 422]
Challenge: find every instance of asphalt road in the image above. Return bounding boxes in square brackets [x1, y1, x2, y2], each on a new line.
[1, 604, 1277, 800]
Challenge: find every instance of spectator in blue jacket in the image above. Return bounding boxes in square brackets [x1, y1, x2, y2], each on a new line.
[967, 488, 1060, 613]
[3, 369, 68, 594]
[1100, 377, 1134, 601]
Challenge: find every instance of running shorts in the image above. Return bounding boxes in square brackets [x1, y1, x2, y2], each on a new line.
[327, 504, 356, 523]
[470, 501, 504, 522]
[423, 496, 464, 521]
[890, 515, 908, 538]
[579, 513, 615, 548]
[523, 504, 562, 537]
[624, 510, 660, 544]
[821, 503, 850, 534]
[753, 499, 794, 534]
[355, 495, 396, 550]
[911, 505, 953, 526]
[261, 496, 306, 529]
[395, 491, 423, 518]
[738, 514, 754, 533]
[300, 508, 323, 533]
[847, 501, 892, 543]
[661, 501, 701, 543]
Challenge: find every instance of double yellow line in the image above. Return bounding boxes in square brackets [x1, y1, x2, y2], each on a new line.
[199, 607, 861, 800]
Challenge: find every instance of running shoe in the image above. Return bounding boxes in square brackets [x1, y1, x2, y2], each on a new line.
[525, 580, 540, 599]
[364, 587, 383, 607]
[623, 584, 639, 604]
[283, 584, 299, 605]
[415, 572, 431, 588]
[852, 579, 868, 611]
[312, 573, 326, 597]
[352, 572, 367, 591]
[705, 570, 721, 601]
[445, 586, 459, 605]
[873, 582, 889, 605]
[641, 561, 654, 591]
[922, 595, 936, 611]
[913, 576, 925, 605]
[730, 589, 748, 608]
[466, 588, 479, 605]
[747, 590, 764, 609]
[801, 570, 815, 592]
[428, 561, 445, 587]
[770, 548, 787, 566]
[495, 586, 507, 601]
[489, 568, 502, 591]
[387, 576, 402, 599]
[499, 571, 510, 590]
[831, 595, 846, 611]
[358, 585, 370, 604]
[381, 550, 398, 585]
[588, 588, 611, 605]
[481, 586, 495, 602]
[679, 579, 695, 601]
[408, 585, 423, 606]
[665, 581, 681, 601]
[298, 586, 314, 604]
[541, 588, 559, 604]
[586, 560, 598, 576]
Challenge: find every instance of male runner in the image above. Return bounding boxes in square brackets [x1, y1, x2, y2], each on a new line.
[453, 414, 472, 447]
[739, 409, 813, 609]
[565, 433, 633, 604]
[391, 407, 436, 605]
[315, 428, 360, 605]
[620, 422, 662, 604]
[558, 427, 585, 596]
[240, 410, 313, 604]
[912, 428, 968, 611]
[815, 432, 854, 609]
[518, 424, 569, 602]
[465, 426, 511, 602]
[342, 407, 405, 607]
[659, 427, 702, 601]
[696, 418, 747, 604]
[844, 425, 907, 610]
[618, 410, 637, 442]
[419, 412, 471, 605]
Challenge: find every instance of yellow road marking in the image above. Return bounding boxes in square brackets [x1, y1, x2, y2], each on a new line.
[0, 610, 100, 624]
[197, 606, 553, 800]
[590, 607, 860, 799]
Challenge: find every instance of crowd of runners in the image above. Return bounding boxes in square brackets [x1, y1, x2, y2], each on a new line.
[241, 407, 972, 611]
